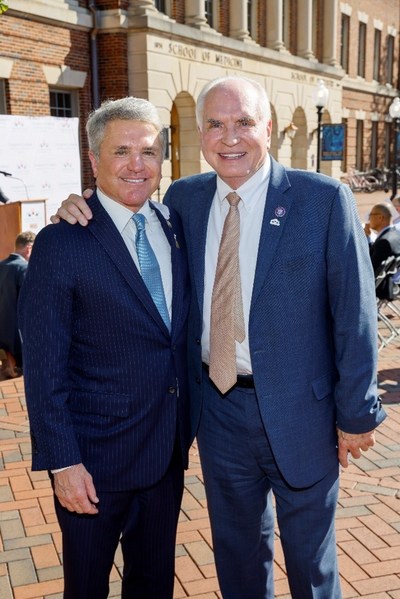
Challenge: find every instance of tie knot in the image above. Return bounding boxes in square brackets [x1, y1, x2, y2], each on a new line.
[226, 192, 241, 207]
[132, 213, 146, 231]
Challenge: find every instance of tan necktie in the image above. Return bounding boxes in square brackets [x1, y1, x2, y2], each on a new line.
[209, 192, 245, 394]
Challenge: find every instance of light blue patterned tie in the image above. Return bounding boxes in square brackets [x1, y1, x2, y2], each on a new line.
[132, 213, 171, 331]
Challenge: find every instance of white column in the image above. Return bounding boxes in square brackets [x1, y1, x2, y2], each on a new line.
[129, 0, 157, 16]
[229, 0, 251, 41]
[266, 0, 286, 51]
[322, 0, 338, 66]
[184, 0, 209, 29]
[297, 0, 314, 59]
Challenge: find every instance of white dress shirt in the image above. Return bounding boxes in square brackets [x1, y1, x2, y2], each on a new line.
[201, 157, 271, 375]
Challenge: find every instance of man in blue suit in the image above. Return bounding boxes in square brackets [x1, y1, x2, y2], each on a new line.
[0, 231, 35, 379]
[18, 97, 190, 599]
[53, 77, 385, 599]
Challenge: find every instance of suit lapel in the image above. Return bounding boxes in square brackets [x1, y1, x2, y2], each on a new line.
[150, 202, 187, 340]
[250, 159, 292, 309]
[188, 175, 216, 313]
[87, 193, 170, 335]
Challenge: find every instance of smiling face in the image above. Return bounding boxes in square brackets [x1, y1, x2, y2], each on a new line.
[89, 119, 163, 212]
[199, 80, 272, 189]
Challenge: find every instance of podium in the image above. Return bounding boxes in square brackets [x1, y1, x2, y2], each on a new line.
[0, 199, 46, 260]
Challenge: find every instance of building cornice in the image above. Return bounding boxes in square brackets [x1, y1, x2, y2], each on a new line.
[7, 0, 92, 30]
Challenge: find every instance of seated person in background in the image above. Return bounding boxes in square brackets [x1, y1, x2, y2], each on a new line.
[0, 231, 35, 379]
[364, 203, 400, 298]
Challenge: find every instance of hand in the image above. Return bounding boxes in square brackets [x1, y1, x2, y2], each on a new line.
[364, 223, 371, 236]
[53, 463, 99, 514]
[337, 428, 376, 468]
[50, 189, 94, 226]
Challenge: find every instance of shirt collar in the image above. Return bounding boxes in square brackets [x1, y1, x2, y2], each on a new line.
[96, 187, 153, 234]
[216, 154, 271, 212]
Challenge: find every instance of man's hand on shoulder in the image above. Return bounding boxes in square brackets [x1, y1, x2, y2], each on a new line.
[50, 189, 95, 226]
[337, 428, 376, 468]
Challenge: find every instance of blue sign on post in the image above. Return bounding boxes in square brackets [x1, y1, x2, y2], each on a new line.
[321, 124, 346, 161]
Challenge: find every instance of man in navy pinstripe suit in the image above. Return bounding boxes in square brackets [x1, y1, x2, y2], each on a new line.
[18, 98, 190, 599]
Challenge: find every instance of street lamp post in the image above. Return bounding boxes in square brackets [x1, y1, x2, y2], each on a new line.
[389, 97, 400, 201]
[312, 79, 329, 173]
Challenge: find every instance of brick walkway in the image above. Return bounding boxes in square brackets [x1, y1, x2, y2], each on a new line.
[0, 325, 399, 598]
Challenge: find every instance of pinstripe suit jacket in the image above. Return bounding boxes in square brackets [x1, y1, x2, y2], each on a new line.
[18, 193, 190, 491]
[164, 157, 386, 488]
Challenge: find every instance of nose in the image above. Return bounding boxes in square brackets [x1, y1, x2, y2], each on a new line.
[221, 125, 240, 145]
[127, 153, 145, 171]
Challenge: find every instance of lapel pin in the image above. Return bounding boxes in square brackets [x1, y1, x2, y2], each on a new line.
[270, 218, 280, 226]
[275, 206, 286, 217]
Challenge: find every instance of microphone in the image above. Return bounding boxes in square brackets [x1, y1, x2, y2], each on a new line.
[0, 170, 12, 177]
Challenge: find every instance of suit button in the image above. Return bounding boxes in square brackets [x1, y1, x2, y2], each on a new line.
[168, 387, 176, 394]
[196, 338, 201, 345]
[195, 377, 201, 384]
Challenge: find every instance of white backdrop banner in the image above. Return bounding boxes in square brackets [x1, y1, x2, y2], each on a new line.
[0, 115, 82, 226]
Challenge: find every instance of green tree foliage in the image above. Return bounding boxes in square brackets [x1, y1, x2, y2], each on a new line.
[0, 2, 9, 14]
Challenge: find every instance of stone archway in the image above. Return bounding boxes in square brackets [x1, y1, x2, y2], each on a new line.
[170, 92, 200, 181]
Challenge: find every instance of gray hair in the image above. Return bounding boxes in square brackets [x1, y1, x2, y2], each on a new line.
[196, 76, 271, 129]
[86, 97, 165, 159]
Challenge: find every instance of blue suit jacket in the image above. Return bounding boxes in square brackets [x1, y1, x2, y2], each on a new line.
[18, 193, 191, 492]
[164, 158, 386, 488]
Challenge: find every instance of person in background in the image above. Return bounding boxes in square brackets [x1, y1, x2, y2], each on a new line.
[364, 203, 400, 273]
[51, 76, 385, 599]
[0, 231, 35, 379]
[18, 97, 190, 599]
[392, 194, 400, 229]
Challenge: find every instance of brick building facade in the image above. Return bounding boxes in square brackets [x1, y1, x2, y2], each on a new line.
[0, 0, 399, 194]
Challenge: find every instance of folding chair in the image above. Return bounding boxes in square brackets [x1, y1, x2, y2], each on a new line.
[375, 256, 400, 351]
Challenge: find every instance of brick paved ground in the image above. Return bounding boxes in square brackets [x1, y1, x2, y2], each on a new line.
[1, 191, 399, 599]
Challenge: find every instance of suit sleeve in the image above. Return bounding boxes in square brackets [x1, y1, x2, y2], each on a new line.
[326, 184, 385, 434]
[18, 225, 82, 470]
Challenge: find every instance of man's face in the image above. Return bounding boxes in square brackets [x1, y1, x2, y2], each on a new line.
[89, 120, 163, 212]
[23, 244, 34, 261]
[199, 82, 272, 189]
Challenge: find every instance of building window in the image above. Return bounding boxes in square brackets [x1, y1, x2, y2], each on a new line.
[341, 118, 348, 173]
[154, 0, 166, 12]
[357, 22, 366, 78]
[204, 0, 213, 28]
[373, 29, 381, 82]
[49, 90, 77, 117]
[387, 35, 394, 86]
[371, 121, 378, 168]
[340, 14, 350, 73]
[0, 80, 6, 114]
[356, 120, 364, 170]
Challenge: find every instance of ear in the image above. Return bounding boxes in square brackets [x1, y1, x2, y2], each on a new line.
[266, 120, 273, 151]
[88, 150, 98, 178]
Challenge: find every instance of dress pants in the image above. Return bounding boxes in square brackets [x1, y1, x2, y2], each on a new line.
[197, 375, 342, 599]
[54, 448, 183, 599]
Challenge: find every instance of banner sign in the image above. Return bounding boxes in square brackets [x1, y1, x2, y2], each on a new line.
[321, 124, 346, 161]
[0, 115, 82, 227]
